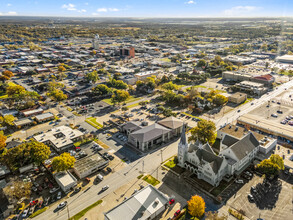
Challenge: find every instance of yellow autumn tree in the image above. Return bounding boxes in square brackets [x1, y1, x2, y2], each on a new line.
[187, 195, 206, 218]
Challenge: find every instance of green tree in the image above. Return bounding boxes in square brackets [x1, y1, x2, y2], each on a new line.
[197, 59, 206, 68]
[86, 70, 100, 83]
[92, 84, 112, 96]
[0, 115, 16, 127]
[189, 120, 216, 145]
[47, 88, 67, 101]
[111, 90, 130, 105]
[187, 195, 206, 218]
[212, 94, 228, 106]
[52, 152, 76, 172]
[161, 82, 179, 90]
[3, 180, 32, 200]
[257, 154, 284, 176]
[113, 72, 122, 80]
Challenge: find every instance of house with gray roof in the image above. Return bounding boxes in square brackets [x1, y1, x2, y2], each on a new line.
[178, 127, 259, 186]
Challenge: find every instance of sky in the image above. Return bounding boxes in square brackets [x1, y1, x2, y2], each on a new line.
[0, 0, 292, 18]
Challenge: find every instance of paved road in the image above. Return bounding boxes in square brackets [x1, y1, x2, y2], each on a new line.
[215, 80, 293, 129]
[35, 139, 179, 220]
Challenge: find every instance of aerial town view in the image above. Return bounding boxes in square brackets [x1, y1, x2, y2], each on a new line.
[0, 1, 293, 220]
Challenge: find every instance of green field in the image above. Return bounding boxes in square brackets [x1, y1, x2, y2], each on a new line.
[69, 200, 103, 220]
[85, 117, 103, 129]
[142, 175, 160, 186]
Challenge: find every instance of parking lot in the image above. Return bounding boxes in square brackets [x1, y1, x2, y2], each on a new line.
[224, 175, 293, 220]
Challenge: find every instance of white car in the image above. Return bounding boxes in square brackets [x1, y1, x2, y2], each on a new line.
[22, 209, 28, 218]
[49, 187, 60, 194]
[102, 185, 109, 191]
[57, 201, 67, 209]
[235, 179, 244, 184]
[57, 191, 62, 200]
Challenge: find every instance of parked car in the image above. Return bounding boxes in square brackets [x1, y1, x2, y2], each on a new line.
[106, 167, 112, 172]
[271, 113, 278, 118]
[57, 201, 67, 209]
[96, 174, 103, 181]
[174, 210, 181, 217]
[245, 171, 253, 177]
[251, 186, 257, 193]
[49, 187, 60, 194]
[22, 209, 29, 218]
[277, 110, 283, 114]
[73, 187, 81, 193]
[169, 199, 175, 205]
[248, 194, 255, 202]
[235, 179, 244, 184]
[57, 191, 62, 200]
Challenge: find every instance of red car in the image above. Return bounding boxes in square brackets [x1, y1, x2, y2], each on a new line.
[174, 210, 181, 217]
[169, 199, 175, 205]
[75, 147, 81, 152]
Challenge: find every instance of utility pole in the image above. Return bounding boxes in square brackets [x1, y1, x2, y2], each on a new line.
[67, 204, 70, 219]
[160, 149, 163, 163]
[142, 160, 144, 173]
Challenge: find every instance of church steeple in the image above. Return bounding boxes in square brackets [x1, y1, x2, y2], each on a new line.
[179, 123, 187, 145]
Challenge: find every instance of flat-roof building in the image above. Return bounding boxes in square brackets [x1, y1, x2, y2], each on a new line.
[276, 55, 293, 64]
[73, 152, 109, 179]
[35, 112, 54, 123]
[33, 125, 83, 152]
[54, 171, 77, 193]
[228, 92, 247, 104]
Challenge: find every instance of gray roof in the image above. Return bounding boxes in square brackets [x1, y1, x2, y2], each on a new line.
[222, 135, 239, 147]
[158, 116, 183, 129]
[121, 121, 142, 132]
[230, 132, 259, 160]
[196, 149, 224, 174]
[130, 123, 170, 143]
[104, 185, 169, 220]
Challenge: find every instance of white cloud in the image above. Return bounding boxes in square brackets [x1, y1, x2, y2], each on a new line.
[0, 11, 18, 16]
[97, 8, 108, 12]
[85, 3, 89, 6]
[224, 6, 260, 16]
[79, 9, 86, 13]
[109, 8, 119, 12]
[62, 3, 76, 11]
[7, 3, 12, 7]
[97, 8, 120, 12]
[92, 12, 99, 16]
[185, 1, 196, 4]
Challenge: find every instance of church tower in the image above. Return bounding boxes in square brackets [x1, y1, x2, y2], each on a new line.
[178, 124, 188, 167]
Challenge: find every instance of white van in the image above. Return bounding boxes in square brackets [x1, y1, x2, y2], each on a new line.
[97, 174, 103, 181]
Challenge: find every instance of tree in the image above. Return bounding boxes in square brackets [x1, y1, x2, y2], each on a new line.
[1, 141, 51, 172]
[3, 180, 32, 200]
[212, 94, 228, 106]
[58, 65, 66, 72]
[113, 72, 122, 80]
[189, 120, 217, 145]
[161, 82, 179, 91]
[0, 70, 14, 81]
[0, 132, 7, 151]
[47, 88, 67, 101]
[0, 115, 16, 127]
[111, 90, 130, 105]
[121, 106, 129, 112]
[187, 195, 205, 218]
[197, 59, 206, 68]
[93, 84, 112, 96]
[86, 70, 99, 83]
[6, 85, 25, 97]
[257, 154, 284, 176]
[206, 211, 227, 220]
[52, 152, 76, 172]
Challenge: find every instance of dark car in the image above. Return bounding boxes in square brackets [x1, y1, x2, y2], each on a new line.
[248, 194, 255, 202]
[251, 186, 257, 193]
[106, 167, 112, 172]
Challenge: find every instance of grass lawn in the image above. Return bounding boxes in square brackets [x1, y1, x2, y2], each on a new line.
[126, 102, 140, 109]
[69, 200, 102, 220]
[142, 175, 160, 186]
[182, 112, 203, 121]
[102, 96, 142, 105]
[7, 81, 17, 86]
[137, 174, 143, 179]
[164, 157, 177, 169]
[29, 207, 48, 218]
[85, 117, 103, 129]
[241, 97, 254, 105]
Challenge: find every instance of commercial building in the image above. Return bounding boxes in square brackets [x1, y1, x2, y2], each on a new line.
[54, 171, 77, 193]
[234, 81, 268, 95]
[120, 47, 135, 58]
[13, 118, 34, 128]
[228, 92, 247, 104]
[224, 55, 256, 64]
[21, 108, 44, 117]
[35, 112, 55, 123]
[104, 185, 169, 220]
[33, 125, 83, 152]
[73, 153, 109, 179]
[276, 55, 293, 64]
